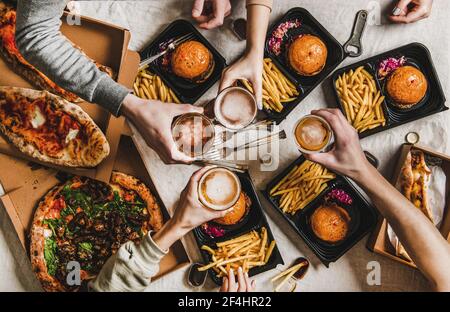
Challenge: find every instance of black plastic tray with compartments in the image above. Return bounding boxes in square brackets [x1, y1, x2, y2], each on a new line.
[262, 7, 348, 122]
[193, 172, 284, 285]
[263, 156, 378, 266]
[140, 19, 227, 104]
[331, 42, 448, 139]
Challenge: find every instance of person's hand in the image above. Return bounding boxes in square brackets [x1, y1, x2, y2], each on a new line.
[120, 94, 202, 164]
[303, 109, 371, 181]
[220, 267, 256, 292]
[192, 0, 232, 29]
[219, 53, 264, 110]
[389, 0, 433, 24]
[170, 166, 232, 233]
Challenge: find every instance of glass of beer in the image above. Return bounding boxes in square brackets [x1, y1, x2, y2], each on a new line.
[293, 115, 333, 154]
[198, 167, 242, 211]
[172, 113, 216, 157]
[207, 86, 257, 131]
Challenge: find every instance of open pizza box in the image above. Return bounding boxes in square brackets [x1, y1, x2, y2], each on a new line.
[0, 11, 132, 182]
[0, 13, 190, 285]
[367, 143, 450, 268]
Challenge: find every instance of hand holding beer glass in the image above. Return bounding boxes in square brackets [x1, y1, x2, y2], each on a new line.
[170, 166, 242, 233]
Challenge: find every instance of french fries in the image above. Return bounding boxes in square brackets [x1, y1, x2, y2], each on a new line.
[270, 160, 335, 215]
[133, 66, 181, 103]
[335, 66, 386, 133]
[271, 261, 308, 292]
[241, 58, 300, 113]
[198, 227, 276, 278]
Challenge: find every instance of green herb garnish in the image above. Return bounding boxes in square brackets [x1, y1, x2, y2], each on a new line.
[44, 237, 58, 276]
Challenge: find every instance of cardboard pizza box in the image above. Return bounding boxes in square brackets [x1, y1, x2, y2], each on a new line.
[0, 12, 190, 286]
[0, 134, 190, 283]
[367, 143, 450, 269]
[0, 11, 137, 182]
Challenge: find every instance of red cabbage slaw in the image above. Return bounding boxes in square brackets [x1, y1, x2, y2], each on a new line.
[201, 223, 225, 239]
[325, 188, 353, 206]
[268, 19, 301, 56]
[378, 56, 406, 79]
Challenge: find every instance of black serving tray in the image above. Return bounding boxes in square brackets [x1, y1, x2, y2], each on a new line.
[263, 156, 378, 266]
[331, 42, 448, 139]
[139, 20, 227, 104]
[193, 172, 284, 285]
[262, 7, 347, 122]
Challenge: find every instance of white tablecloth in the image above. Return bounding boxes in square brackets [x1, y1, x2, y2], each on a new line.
[1, 0, 449, 292]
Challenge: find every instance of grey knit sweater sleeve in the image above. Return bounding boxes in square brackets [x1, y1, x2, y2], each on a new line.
[89, 232, 167, 292]
[15, 0, 130, 116]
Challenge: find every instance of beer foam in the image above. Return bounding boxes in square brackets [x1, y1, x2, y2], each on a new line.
[295, 117, 329, 151]
[200, 169, 240, 210]
[216, 88, 256, 130]
[301, 122, 327, 145]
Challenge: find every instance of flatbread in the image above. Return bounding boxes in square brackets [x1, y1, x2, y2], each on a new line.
[0, 86, 110, 167]
[393, 150, 433, 261]
[30, 172, 164, 292]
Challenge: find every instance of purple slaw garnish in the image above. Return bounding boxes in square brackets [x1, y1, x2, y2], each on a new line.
[326, 188, 353, 206]
[268, 19, 301, 55]
[201, 223, 225, 239]
[378, 56, 406, 79]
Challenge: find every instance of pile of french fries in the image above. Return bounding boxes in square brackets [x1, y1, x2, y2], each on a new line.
[133, 66, 181, 103]
[335, 66, 386, 133]
[270, 160, 336, 215]
[241, 58, 299, 113]
[198, 227, 276, 277]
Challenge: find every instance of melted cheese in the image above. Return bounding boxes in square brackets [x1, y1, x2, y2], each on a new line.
[65, 128, 79, 144]
[30, 106, 46, 129]
[43, 228, 53, 238]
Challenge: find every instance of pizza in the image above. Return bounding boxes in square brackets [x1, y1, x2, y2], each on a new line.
[30, 172, 164, 292]
[395, 149, 433, 260]
[0, 86, 110, 167]
[0, 3, 114, 102]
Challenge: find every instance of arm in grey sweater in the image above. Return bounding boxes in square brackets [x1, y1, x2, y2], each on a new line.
[89, 232, 167, 292]
[15, 0, 129, 116]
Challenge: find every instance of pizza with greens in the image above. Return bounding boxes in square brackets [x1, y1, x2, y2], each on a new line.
[30, 172, 164, 292]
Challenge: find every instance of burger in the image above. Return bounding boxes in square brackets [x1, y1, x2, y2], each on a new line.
[310, 203, 351, 243]
[213, 192, 251, 226]
[386, 65, 427, 109]
[288, 34, 327, 76]
[171, 40, 215, 83]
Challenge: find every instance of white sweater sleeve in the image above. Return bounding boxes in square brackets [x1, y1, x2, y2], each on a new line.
[89, 232, 167, 292]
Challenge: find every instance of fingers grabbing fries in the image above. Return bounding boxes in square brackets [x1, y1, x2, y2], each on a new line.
[335, 66, 386, 133]
[198, 227, 276, 278]
[241, 58, 300, 113]
[270, 160, 336, 215]
[134, 67, 181, 104]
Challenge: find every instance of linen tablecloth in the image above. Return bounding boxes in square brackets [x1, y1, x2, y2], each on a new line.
[1, 0, 449, 291]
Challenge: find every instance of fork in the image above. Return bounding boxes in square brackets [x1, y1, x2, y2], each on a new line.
[139, 33, 194, 69]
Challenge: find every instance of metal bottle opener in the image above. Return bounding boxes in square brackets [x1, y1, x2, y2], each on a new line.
[343, 10, 368, 57]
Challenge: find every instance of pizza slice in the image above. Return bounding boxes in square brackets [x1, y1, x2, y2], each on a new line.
[0, 6, 114, 103]
[0, 86, 110, 167]
[30, 172, 164, 292]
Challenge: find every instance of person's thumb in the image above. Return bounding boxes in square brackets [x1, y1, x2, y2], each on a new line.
[251, 76, 263, 110]
[192, 0, 205, 17]
[174, 103, 204, 116]
[218, 70, 236, 94]
[304, 152, 333, 169]
[392, 0, 411, 16]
